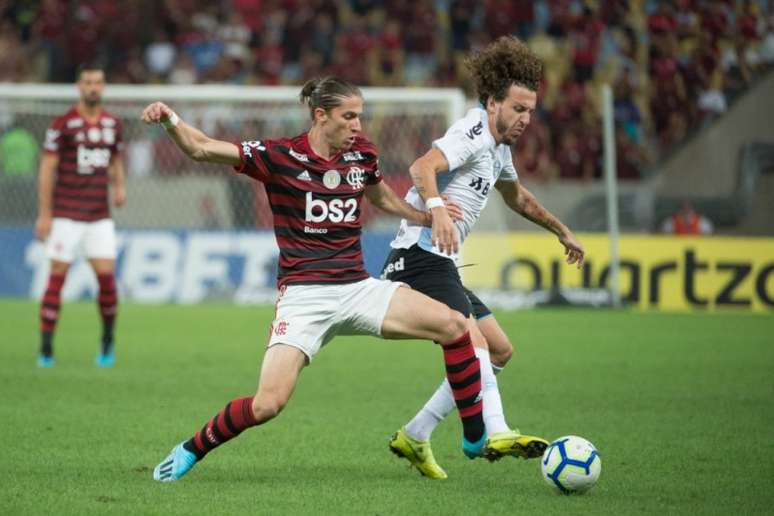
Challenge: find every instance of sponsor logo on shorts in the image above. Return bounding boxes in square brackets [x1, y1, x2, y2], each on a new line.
[381, 256, 405, 278]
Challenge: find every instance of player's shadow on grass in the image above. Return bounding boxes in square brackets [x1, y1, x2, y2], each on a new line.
[189, 462, 529, 488]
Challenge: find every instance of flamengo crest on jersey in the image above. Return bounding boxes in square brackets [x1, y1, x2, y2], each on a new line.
[44, 107, 124, 222]
[234, 133, 381, 288]
[390, 107, 519, 262]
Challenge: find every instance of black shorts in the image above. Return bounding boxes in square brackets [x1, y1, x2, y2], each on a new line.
[463, 286, 492, 321]
[381, 245, 473, 317]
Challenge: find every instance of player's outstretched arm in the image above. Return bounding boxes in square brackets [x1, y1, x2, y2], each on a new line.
[496, 179, 585, 268]
[364, 182, 463, 226]
[409, 148, 457, 255]
[366, 182, 431, 226]
[140, 102, 240, 166]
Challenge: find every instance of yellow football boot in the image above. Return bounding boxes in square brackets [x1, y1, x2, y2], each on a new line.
[483, 430, 549, 462]
[389, 428, 448, 480]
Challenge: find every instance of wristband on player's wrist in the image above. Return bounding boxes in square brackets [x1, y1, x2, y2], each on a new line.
[161, 112, 180, 129]
[425, 196, 445, 210]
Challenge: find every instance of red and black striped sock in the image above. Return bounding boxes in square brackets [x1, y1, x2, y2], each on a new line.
[40, 273, 65, 357]
[182, 396, 258, 460]
[96, 273, 118, 352]
[441, 331, 485, 443]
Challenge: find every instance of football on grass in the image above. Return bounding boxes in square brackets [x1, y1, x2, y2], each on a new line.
[540, 435, 601, 493]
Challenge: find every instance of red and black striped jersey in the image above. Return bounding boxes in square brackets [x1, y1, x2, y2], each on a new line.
[43, 107, 123, 222]
[235, 133, 382, 288]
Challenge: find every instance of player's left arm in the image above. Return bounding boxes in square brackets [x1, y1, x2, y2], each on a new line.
[108, 153, 126, 207]
[495, 179, 585, 268]
[364, 181, 462, 226]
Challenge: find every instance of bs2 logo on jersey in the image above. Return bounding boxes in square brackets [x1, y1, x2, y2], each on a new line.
[77, 145, 111, 174]
[305, 192, 358, 224]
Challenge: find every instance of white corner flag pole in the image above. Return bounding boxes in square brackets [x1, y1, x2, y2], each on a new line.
[602, 84, 621, 308]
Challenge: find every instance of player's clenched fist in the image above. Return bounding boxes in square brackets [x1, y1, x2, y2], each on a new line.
[141, 102, 175, 124]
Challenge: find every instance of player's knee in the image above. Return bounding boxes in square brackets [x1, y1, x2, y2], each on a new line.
[251, 392, 288, 422]
[491, 343, 513, 368]
[50, 262, 69, 275]
[443, 309, 468, 342]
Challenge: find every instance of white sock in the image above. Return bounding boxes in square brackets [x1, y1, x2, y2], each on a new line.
[404, 349, 510, 441]
[475, 347, 510, 435]
[404, 379, 455, 441]
[492, 363, 504, 375]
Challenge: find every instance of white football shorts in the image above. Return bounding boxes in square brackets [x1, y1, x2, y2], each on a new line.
[45, 217, 117, 263]
[267, 277, 404, 361]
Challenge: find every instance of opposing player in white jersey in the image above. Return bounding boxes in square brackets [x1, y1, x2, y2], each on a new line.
[383, 36, 585, 479]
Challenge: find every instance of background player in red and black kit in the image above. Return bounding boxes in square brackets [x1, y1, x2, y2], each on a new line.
[34, 64, 125, 368]
[141, 77, 499, 482]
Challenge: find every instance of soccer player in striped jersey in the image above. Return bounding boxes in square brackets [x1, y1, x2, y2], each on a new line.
[382, 36, 585, 479]
[142, 77, 496, 482]
[34, 64, 125, 368]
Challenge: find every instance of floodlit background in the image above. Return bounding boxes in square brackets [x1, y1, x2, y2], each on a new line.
[0, 1, 772, 515]
[1, 0, 773, 309]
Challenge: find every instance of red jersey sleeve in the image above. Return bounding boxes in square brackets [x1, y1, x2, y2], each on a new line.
[368, 158, 382, 185]
[234, 139, 272, 182]
[360, 139, 382, 186]
[42, 116, 65, 154]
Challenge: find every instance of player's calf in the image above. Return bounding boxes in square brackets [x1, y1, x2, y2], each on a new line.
[251, 394, 288, 423]
[196, 397, 256, 454]
[439, 329, 486, 452]
[490, 344, 513, 369]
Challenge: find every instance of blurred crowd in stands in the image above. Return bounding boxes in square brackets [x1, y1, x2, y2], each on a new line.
[1, 0, 773, 182]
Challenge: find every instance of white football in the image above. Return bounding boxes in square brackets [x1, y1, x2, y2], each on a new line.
[540, 435, 601, 493]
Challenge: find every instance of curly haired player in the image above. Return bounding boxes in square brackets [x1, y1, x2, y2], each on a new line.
[383, 36, 585, 479]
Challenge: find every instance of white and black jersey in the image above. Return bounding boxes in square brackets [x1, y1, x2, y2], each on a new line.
[384, 107, 517, 314]
[389, 107, 518, 264]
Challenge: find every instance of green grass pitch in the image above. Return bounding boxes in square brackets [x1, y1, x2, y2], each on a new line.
[1, 299, 773, 515]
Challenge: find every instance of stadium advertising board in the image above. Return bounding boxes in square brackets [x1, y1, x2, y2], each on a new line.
[2, 227, 771, 311]
[462, 233, 774, 312]
[0, 227, 393, 304]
